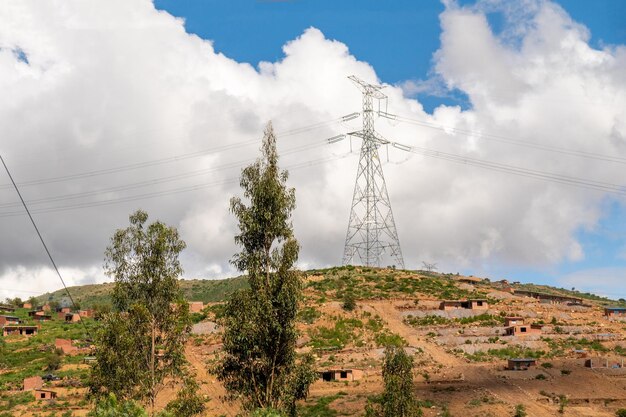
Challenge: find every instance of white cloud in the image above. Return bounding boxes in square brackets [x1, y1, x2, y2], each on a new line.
[0, 0, 625, 298]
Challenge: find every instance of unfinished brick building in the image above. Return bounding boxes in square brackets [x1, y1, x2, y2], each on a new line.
[605, 307, 626, 318]
[439, 299, 489, 311]
[55, 338, 77, 354]
[319, 369, 363, 382]
[507, 358, 537, 370]
[34, 389, 57, 401]
[0, 315, 20, 326]
[505, 324, 542, 336]
[23, 376, 43, 391]
[2, 325, 38, 336]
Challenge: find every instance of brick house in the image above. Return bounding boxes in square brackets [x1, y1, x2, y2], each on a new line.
[23, 376, 43, 391]
[0, 315, 20, 326]
[2, 325, 38, 336]
[507, 358, 537, 370]
[605, 307, 626, 318]
[34, 389, 57, 401]
[504, 317, 524, 327]
[439, 299, 489, 311]
[319, 369, 363, 382]
[505, 324, 542, 336]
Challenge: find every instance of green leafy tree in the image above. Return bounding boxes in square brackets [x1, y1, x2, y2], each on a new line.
[90, 210, 191, 415]
[217, 122, 316, 415]
[367, 346, 421, 417]
[89, 393, 148, 417]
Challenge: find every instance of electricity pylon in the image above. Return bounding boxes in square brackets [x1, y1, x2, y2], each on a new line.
[341, 75, 404, 269]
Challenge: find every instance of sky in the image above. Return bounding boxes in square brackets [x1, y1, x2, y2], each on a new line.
[0, 0, 625, 300]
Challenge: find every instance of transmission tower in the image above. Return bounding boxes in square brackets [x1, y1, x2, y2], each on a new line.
[341, 75, 404, 269]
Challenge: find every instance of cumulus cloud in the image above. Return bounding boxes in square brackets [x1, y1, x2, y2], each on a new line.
[0, 0, 625, 299]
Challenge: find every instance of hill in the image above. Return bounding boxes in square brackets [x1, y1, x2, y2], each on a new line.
[36, 276, 248, 307]
[3, 266, 626, 416]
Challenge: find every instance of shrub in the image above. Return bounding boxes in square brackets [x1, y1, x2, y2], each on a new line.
[514, 404, 527, 417]
[616, 409, 626, 417]
[535, 374, 546, 380]
[342, 293, 356, 311]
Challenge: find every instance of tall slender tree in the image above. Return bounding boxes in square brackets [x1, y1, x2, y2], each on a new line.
[90, 210, 191, 415]
[217, 122, 316, 416]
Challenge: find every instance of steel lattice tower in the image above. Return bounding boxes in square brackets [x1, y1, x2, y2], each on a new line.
[342, 76, 405, 269]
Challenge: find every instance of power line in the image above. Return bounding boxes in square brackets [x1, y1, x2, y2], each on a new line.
[389, 141, 626, 195]
[380, 112, 626, 165]
[0, 116, 352, 190]
[0, 153, 91, 336]
[0, 140, 328, 210]
[0, 150, 355, 218]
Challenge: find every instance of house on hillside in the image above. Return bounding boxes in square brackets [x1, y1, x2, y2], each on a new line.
[22, 302, 32, 309]
[513, 290, 582, 305]
[34, 389, 57, 401]
[504, 317, 524, 327]
[454, 276, 482, 285]
[2, 325, 38, 336]
[63, 313, 81, 323]
[33, 314, 52, 322]
[78, 309, 94, 318]
[507, 358, 537, 370]
[319, 369, 363, 382]
[0, 305, 16, 313]
[605, 307, 626, 318]
[0, 315, 21, 326]
[505, 324, 542, 336]
[439, 299, 489, 311]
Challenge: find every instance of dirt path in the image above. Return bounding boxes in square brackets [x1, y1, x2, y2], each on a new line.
[185, 343, 240, 416]
[365, 300, 559, 416]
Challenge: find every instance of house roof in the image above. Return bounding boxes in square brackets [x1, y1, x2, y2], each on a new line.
[606, 307, 626, 311]
[508, 358, 537, 362]
[0, 315, 19, 319]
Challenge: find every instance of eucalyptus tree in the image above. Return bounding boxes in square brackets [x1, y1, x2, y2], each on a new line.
[90, 210, 191, 415]
[217, 122, 316, 416]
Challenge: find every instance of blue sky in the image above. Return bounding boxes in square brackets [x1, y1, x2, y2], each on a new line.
[152, 0, 626, 297]
[1, 1, 625, 301]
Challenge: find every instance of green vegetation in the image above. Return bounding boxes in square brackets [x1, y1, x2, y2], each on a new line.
[514, 404, 527, 417]
[38, 276, 249, 308]
[306, 266, 485, 301]
[298, 307, 321, 324]
[0, 308, 97, 392]
[308, 318, 364, 350]
[616, 409, 626, 417]
[404, 315, 450, 326]
[298, 393, 346, 417]
[217, 123, 316, 416]
[90, 210, 191, 414]
[463, 347, 547, 362]
[405, 313, 504, 328]
[365, 346, 422, 417]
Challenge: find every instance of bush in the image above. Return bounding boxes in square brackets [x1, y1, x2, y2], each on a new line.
[342, 293, 356, 311]
[535, 374, 546, 380]
[46, 352, 62, 371]
[616, 409, 626, 417]
[514, 404, 527, 417]
[541, 362, 553, 369]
